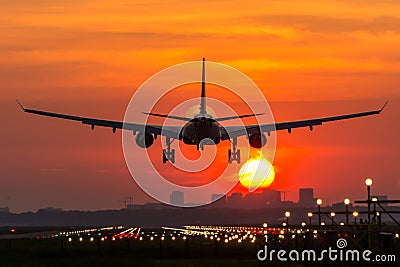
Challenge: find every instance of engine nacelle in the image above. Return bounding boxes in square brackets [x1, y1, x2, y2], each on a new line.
[135, 132, 154, 148]
[249, 133, 267, 148]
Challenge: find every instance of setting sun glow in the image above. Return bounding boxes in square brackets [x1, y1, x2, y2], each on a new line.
[238, 153, 275, 192]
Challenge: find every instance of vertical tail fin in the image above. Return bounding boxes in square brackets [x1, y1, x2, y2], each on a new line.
[199, 57, 207, 115]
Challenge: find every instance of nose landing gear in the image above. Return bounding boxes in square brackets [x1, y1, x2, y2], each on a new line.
[163, 137, 175, 163]
[228, 137, 240, 164]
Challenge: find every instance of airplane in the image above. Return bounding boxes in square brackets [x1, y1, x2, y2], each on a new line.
[17, 58, 387, 164]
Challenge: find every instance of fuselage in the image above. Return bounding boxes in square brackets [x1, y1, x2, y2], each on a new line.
[179, 116, 221, 145]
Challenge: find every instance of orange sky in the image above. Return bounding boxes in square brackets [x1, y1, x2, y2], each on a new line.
[0, 0, 399, 212]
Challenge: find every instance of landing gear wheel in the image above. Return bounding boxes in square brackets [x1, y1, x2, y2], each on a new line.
[163, 149, 175, 163]
[170, 149, 175, 164]
[163, 149, 168, 163]
[228, 138, 240, 164]
[162, 138, 175, 164]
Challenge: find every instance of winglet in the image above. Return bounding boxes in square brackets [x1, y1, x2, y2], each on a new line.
[16, 99, 26, 111]
[379, 100, 388, 112]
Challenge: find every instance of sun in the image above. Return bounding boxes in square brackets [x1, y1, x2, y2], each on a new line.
[238, 154, 275, 192]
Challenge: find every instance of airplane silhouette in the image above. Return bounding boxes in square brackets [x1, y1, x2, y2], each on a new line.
[17, 58, 387, 164]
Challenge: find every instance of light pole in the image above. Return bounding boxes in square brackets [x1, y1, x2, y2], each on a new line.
[307, 212, 313, 226]
[352, 211, 359, 225]
[365, 178, 373, 249]
[316, 198, 323, 225]
[365, 178, 373, 224]
[263, 222, 268, 235]
[285, 211, 291, 226]
[372, 197, 377, 223]
[344, 198, 350, 225]
[285, 211, 290, 235]
[330, 212, 336, 225]
[376, 212, 381, 231]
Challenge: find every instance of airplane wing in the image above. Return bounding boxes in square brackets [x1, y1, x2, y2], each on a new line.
[17, 101, 181, 139]
[221, 102, 388, 140]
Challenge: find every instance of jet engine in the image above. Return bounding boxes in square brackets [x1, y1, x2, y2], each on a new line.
[135, 132, 154, 148]
[248, 133, 267, 148]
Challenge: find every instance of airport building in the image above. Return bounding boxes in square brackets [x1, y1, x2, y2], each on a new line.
[170, 191, 184, 206]
[298, 188, 315, 207]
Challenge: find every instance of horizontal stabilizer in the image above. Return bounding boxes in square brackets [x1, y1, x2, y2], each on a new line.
[215, 113, 265, 122]
[143, 112, 191, 121]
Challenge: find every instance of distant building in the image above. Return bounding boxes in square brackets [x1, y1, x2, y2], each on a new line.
[170, 191, 184, 206]
[127, 203, 168, 210]
[240, 190, 281, 209]
[211, 194, 225, 202]
[243, 193, 266, 208]
[227, 192, 243, 207]
[372, 195, 389, 207]
[211, 194, 226, 208]
[298, 188, 315, 207]
[332, 202, 352, 210]
[227, 190, 282, 209]
[37, 207, 63, 213]
[126, 204, 142, 210]
[262, 190, 281, 204]
[0, 207, 9, 213]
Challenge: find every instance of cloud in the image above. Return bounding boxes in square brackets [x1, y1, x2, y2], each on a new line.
[249, 15, 400, 33]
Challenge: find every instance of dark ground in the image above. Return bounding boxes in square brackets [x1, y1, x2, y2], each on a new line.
[0, 227, 398, 267]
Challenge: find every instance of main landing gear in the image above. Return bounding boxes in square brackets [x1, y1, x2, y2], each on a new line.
[163, 137, 175, 164]
[228, 137, 240, 164]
